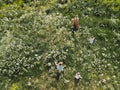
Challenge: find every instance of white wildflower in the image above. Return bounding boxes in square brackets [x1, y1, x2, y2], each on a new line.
[35, 54, 38, 57]
[113, 75, 116, 78]
[28, 81, 31, 86]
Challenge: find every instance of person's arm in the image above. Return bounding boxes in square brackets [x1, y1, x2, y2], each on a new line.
[55, 62, 58, 66]
[77, 18, 80, 28]
[79, 75, 82, 79]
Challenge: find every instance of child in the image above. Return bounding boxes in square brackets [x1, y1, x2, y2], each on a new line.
[55, 61, 64, 72]
[89, 36, 95, 44]
[74, 72, 82, 87]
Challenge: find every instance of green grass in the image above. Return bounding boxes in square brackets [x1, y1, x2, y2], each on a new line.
[0, 0, 119, 90]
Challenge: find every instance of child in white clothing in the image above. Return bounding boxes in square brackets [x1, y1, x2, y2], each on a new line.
[89, 36, 95, 44]
[74, 72, 82, 87]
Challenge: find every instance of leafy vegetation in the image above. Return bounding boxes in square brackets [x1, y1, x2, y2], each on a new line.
[0, 0, 120, 90]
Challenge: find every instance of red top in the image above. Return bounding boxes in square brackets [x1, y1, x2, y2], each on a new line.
[73, 17, 80, 28]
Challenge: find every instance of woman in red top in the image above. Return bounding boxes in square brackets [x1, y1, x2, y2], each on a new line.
[72, 15, 80, 38]
[73, 15, 80, 31]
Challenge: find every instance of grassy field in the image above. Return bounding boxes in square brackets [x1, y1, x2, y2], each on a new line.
[0, 0, 119, 90]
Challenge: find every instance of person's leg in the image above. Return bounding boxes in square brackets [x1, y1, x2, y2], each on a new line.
[74, 78, 78, 87]
[72, 26, 76, 38]
[56, 72, 61, 81]
[72, 30, 75, 38]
